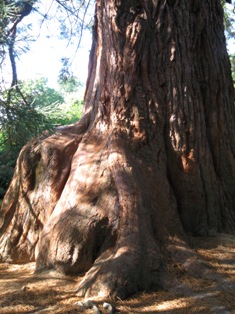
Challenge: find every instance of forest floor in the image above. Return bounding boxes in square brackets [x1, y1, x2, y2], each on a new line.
[0, 233, 235, 313]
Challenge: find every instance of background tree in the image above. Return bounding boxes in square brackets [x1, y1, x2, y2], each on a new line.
[0, 0, 89, 202]
[0, 77, 83, 200]
[0, 0, 235, 300]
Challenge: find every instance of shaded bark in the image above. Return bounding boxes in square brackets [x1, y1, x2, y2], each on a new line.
[0, 0, 235, 299]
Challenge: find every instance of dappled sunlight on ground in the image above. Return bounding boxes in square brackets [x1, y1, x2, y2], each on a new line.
[0, 233, 235, 313]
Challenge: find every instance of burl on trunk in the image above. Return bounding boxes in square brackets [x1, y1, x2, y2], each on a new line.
[0, 0, 235, 299]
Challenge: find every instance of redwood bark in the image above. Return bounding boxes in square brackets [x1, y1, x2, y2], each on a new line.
[0, 0, 235, 299]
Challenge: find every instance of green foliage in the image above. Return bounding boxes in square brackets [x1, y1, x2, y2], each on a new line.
[0, 78, 64, 149]
[0, 98, 51, 149]
[0, 149, 18, 199]
[59, 97, 83, 125]
[58, 71, 83, 93]
[0, 77, 83, 199]
[19, 77, 64, 108]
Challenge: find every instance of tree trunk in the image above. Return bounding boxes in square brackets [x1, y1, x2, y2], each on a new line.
[0, 0, 235, 299]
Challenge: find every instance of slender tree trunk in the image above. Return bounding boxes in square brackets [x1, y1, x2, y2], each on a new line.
[0, 0, 235, 299]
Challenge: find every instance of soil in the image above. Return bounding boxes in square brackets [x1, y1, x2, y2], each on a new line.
[0, 233, 234, 313]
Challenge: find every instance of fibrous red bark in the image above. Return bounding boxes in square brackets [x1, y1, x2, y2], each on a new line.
[0, 0, 235, 299]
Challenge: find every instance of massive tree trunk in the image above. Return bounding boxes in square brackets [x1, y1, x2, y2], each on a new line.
[0, 0, 235, 299]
